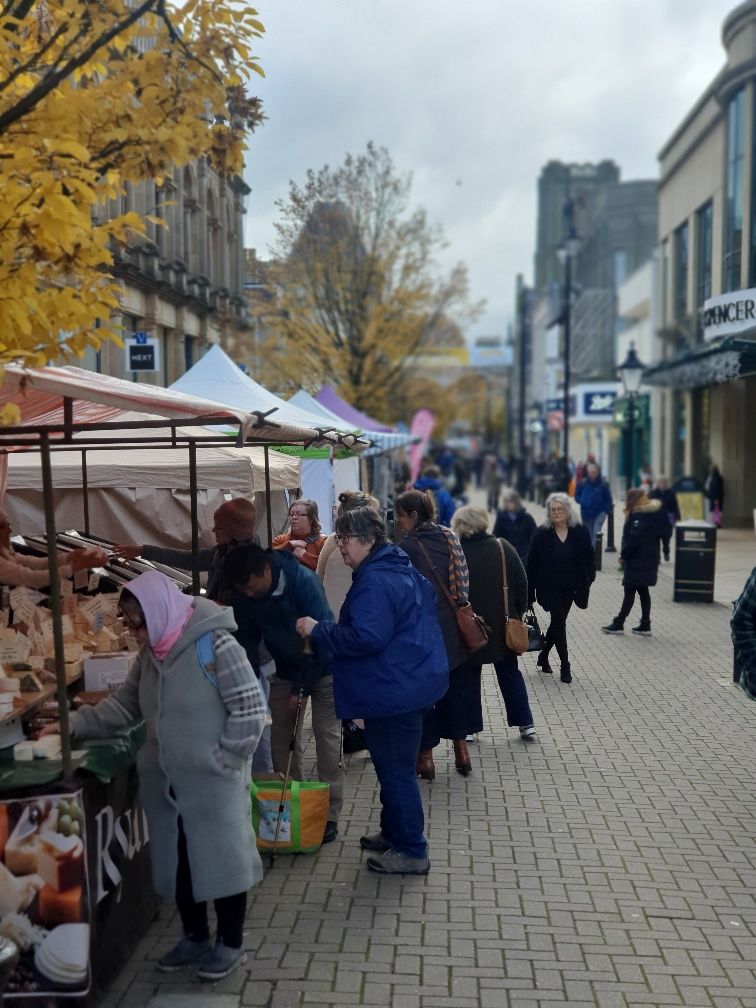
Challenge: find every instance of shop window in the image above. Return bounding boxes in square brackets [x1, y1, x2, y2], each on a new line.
[724, 87, 745, 293]
[660, 238, 669, 327]
[673, 222, 688, 324]
[696, 201, 713, 340]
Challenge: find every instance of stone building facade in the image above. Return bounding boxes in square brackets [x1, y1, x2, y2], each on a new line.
[81, 162, 250, 383]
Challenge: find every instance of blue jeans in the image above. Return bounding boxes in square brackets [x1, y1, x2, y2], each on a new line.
[492, 653, 534, 727]
[363, 710, 427, 859]
[581, 510, 607, 547]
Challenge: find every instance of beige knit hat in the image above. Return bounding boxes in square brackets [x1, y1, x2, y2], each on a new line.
[214, 498, 257, 541]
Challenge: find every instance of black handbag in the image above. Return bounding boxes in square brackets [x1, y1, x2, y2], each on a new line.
[525, 608, 544, 652]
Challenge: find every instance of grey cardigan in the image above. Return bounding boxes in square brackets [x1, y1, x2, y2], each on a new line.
[71, 597, 267, 901]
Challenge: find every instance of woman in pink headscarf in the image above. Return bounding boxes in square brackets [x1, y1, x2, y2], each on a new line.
[43, 571, 268, 981]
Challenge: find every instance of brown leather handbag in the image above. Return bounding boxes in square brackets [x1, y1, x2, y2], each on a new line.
[415, 539, 489, 654]
[497, 539, 529, 655]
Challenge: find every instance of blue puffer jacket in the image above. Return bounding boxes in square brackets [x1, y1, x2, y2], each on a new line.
[575, 476, 613, 518]
[311, 542, 448, 719]
[413, 476, 455, 526]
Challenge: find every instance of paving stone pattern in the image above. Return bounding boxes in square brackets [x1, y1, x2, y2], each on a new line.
[106, 546, 756, 1008]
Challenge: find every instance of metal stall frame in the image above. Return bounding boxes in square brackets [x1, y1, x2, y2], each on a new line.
[0, 396, 366, 779]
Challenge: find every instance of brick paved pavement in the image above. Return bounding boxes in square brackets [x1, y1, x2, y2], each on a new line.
[103, 521, 756, 1008]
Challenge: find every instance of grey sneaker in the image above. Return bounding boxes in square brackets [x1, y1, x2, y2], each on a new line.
[366, 848, 430, 875]
[156, 935, 211, 972]
[519, 725, 536, 740]
[196, 940, 248, 981]
[359, 830, 391, 852]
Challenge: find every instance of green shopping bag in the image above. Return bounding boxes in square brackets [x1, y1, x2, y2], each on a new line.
[251, 779, 329, 854]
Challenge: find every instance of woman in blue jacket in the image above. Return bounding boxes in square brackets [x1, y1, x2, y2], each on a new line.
[296, 507, 447, 876]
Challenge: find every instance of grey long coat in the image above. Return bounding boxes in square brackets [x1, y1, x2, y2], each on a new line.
[71, 598, 267, 902]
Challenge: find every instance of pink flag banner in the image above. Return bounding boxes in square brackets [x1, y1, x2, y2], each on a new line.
[409, 409, 436, 483]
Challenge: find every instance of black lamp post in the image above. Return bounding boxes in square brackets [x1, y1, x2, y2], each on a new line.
[556, 207, 581, 472]
[618, 343, 645, 491]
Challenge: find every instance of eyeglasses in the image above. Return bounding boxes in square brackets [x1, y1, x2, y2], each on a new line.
[289, 511, 310, 519]
[335, 534, 359, 545]
[117, 608, 145, 631]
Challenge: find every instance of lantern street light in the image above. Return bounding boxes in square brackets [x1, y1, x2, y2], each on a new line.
[618, 343, 645, 490]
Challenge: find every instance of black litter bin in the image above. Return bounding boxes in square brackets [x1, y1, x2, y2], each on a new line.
[673, 520, 716, 602]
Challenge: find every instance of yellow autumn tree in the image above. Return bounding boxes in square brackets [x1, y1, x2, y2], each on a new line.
[0, 0, 264, 368]
[258, 143, 481, 422]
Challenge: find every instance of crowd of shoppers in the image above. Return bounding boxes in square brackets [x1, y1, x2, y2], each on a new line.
[63, 453, 726, 982]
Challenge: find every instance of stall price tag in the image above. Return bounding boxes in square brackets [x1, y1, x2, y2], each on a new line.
[0, 638, 18, 664]
[61, 614, 75, 638]
[15, 634, 31, 661]
[60, 578, 74, 597]
[14, 601, 37, 629]
[79, 595, 106, 630]
[9, 586, 31, 612]
[73, 569, 89, 591]
[88, 573, 101, 592]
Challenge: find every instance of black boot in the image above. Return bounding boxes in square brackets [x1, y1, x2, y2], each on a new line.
[560, 663, 572, 684]
[536, 648, 553, 674]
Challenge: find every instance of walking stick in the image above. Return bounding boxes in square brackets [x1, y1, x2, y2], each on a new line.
[270, 639, 311, 868]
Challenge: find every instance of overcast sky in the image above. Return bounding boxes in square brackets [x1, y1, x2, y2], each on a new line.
[243, 0, 737, 343]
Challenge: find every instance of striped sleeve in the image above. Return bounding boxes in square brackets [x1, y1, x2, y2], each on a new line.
[213, 629, 270, 766]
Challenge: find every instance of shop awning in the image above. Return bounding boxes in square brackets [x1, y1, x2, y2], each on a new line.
[643, 336, 756, 390]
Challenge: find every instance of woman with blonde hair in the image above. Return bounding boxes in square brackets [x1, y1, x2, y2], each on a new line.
[602, 487, 669, 636]
[272, 498, 327, 571]
[526, 493, 595, 684]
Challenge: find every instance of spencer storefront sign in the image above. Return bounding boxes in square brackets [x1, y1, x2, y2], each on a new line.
[702, 289, 756, 340]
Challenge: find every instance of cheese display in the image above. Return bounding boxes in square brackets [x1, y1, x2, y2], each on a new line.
[37, 833, 84, 893]
[0, 791, 90, 995]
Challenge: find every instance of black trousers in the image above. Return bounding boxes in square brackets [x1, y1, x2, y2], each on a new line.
[618, 585, 651, 625]
[175, 819, 246, 949]
[543, 591, 573, 666]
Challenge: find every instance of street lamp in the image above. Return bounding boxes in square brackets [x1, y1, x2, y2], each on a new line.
[618, 343, 645, 490]
[556, 215, 581, 473]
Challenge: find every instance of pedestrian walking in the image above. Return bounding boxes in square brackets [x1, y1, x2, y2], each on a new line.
[526, 493, 595, 684]
[272, 498, 328, 571]
[296, 507, 447, 876]
[704, 461, 725, 527]
[452, 506, 536, 741]
[574, 462, 613, 547]
[394, 489, 470, 778]
[649, 475, 680, 558]
[224, 543, 344, 845]
[731, 566, 756, 700]
[413, 465, 456, 526]
[492, 488, 537, 564]
[42, 571, 268, 980]
[601, 488, 670, 637]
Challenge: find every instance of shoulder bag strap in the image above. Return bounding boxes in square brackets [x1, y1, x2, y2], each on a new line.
[414, 537, 459, 611]
[496, 538, 511, 620]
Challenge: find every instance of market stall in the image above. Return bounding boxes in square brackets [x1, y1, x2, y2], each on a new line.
[0, 362, 366, 1004]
